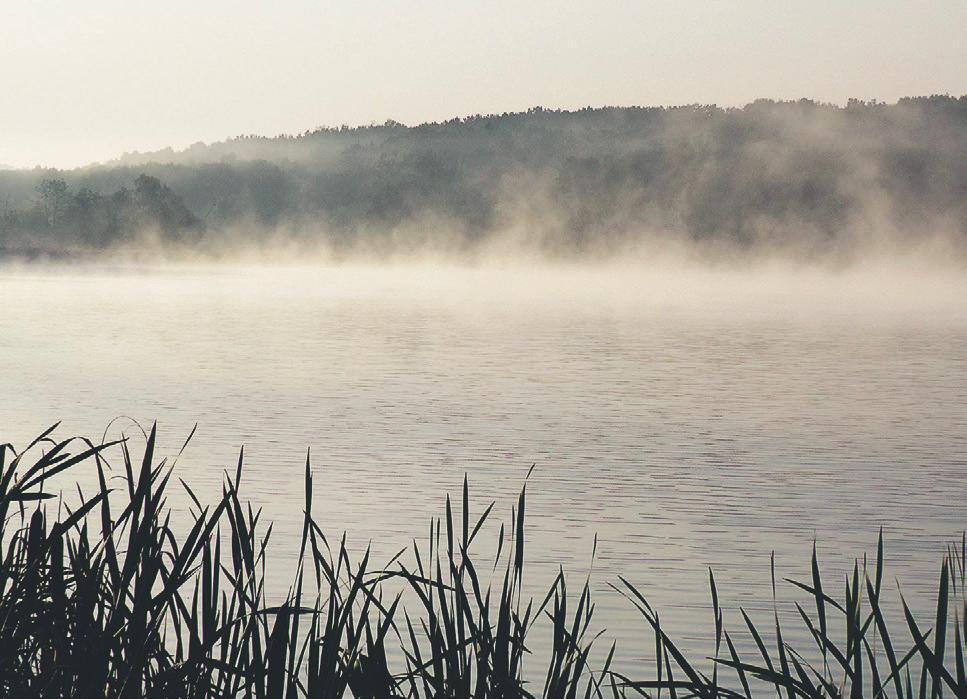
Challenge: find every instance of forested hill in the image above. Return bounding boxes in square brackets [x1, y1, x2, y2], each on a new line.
[2, 96, 966, 259]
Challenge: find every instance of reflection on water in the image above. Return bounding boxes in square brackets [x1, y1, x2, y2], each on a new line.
[1, 262, 966, 670]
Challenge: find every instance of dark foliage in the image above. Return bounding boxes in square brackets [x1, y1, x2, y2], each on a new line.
[1, 424, 965, 697]
[0, 174, 203, 253]
[2, 97, 966, 258]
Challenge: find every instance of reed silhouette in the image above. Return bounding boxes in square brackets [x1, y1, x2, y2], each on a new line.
[0, 423, 963, 697]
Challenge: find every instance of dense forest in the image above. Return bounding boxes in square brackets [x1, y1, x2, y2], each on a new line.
[2, 96, 966, 259]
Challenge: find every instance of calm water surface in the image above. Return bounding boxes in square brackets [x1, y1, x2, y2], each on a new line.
[1, 262, 966, 672]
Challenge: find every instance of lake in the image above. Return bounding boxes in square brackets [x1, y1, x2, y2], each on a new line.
[1, 260, 966, 673]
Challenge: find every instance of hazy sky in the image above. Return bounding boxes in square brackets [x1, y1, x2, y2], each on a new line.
[2, 0, 965, 169]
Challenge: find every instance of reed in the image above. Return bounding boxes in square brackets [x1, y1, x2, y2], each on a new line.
[0, 423, 963, 698]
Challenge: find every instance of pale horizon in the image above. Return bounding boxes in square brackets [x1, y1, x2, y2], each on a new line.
[2, 0, 966, 170]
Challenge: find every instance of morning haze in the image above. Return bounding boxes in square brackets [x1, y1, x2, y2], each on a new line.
[2, 0, 966, 169]
[2, 4, 967, 697]
[2, 98, 967, 265]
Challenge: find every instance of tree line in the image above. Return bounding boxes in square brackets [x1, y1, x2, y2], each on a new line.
[2, 95, 966, 258]
[0, 174, 202, 253]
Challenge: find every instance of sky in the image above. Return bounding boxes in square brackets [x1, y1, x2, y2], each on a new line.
[1, 0, 966, 170]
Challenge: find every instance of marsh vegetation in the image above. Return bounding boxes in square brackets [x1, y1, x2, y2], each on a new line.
[2, 424, 965, 697]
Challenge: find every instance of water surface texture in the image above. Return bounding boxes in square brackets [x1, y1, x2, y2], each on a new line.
[2, 262, 966, 669]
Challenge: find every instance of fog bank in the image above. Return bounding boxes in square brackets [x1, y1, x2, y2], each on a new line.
[2, 97, 966, 265]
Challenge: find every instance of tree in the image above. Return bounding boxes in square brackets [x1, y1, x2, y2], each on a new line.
[37, 178, 69, 227]
[133, 174, 203, 236]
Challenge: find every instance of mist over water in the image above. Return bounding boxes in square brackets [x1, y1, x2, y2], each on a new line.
[1, 258, 965, 670]
[3, 0, 967, 684]
[3, 98, 967, 266]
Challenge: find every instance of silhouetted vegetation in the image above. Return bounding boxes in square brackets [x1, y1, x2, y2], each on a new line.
[2, 423, 966, 697]
[1, 96, 967, 259]
[0, 174, 202, 254]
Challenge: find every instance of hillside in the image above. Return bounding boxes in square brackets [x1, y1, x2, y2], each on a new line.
[2, 96, 966, 259]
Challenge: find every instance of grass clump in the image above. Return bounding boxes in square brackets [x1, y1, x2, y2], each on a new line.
[0, 422, 965, 698]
